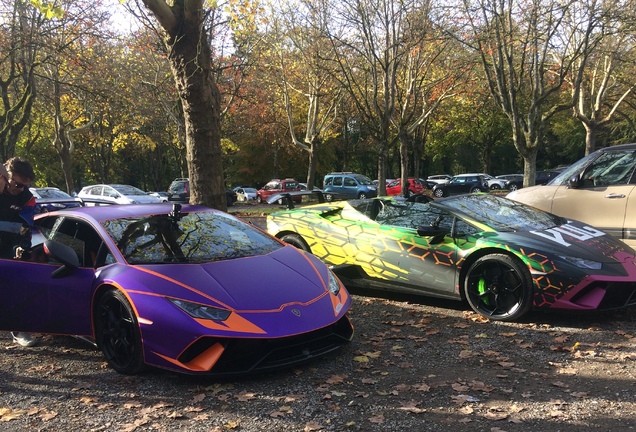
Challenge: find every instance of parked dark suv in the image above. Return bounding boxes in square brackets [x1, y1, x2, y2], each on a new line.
[431, 174, 488, 197]
[167, 178, 236, 206]
[322, 172, 377, 202]
[504, 171, 560, 191]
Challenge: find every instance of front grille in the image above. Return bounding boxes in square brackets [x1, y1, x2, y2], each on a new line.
[178, 316, 353, 376]
[571, 281, 636, 310]
[597, 282, 636, 309]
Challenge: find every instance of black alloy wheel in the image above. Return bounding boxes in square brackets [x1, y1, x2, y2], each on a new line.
[95, 289, 145, 375]
[464, 254, 534, 321]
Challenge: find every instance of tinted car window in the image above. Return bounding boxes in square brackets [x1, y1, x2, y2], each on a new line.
[333, 177, 343, 186]
[112, 185, 149, 196]
[350, 199, 377, 219]
[581, 150, 636, 187]
[169, 181, 187, 193]
[36, 218, 110, 268]
[89, 186, 102, 195]
[548, 152, 601, 186]
[353, 175, 374, 185]
[103, 211, 282, 264]
[374, 200, 446, 229]
[549, 149, 636, 187]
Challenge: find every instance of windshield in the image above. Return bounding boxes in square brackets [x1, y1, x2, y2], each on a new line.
[354, 175, 374, 185]
[547, 152, 599, 186]
[112, 185, 148, 196]
[103, 210, 282, 264]
[36, 189, 72, 199]
[441, 194, 566, 232]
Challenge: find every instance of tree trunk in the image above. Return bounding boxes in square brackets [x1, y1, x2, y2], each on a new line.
[377, 145, 388, 196]
[518, 129, 538, 188]
[143, 0, 226, 210]
[584, 123, 596, 156]
[168, 36, 225, 209]
[306, 139, 319, 190]
[399, 132, 410, 197]
[58, 144, 74, 195]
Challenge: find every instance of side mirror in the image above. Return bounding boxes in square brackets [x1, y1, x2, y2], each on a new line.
[43, 240, 80, 278]
[417, 226, 449, 244]
[567, 175, 581, 189]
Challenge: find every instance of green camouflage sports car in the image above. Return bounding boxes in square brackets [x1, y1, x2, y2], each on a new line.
[267, 193, 636, 321]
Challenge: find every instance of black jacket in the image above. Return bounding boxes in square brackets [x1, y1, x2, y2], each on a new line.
[0, 189, 36, 258]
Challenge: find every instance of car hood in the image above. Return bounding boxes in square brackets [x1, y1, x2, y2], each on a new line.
[486, 220, 633, 265]
[506, 185, 559, 212]
[107, 246, 335, 311]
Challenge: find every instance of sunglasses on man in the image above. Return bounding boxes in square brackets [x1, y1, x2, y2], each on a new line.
[9, 178, 27, 189]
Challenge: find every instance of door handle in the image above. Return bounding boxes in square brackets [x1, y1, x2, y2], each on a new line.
[605, 193, 626, 199]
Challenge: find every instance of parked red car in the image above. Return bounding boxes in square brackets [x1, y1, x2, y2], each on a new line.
[256, 178, 302, 204]
[385, 178, 426, 196]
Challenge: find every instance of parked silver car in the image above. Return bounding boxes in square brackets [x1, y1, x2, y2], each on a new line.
[234, 187, 258, 201]
[78, 184, 162, 204]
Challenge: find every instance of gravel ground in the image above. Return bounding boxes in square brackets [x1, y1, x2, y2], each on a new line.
[1, 291, 636, 432]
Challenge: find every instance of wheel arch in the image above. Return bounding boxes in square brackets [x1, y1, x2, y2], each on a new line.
[92, 283, 119, 316]
[276, 230, 312, 253]
[457, 247, 530, 301]
[91, 283, 141, 335]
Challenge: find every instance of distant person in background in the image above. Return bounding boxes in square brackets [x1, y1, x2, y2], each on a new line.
[0, 157, 37, 347]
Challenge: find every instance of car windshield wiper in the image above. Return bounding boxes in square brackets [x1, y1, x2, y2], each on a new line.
[552, 215, 569, 227]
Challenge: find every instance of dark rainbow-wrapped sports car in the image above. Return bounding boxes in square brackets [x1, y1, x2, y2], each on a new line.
[0, 203, 353, 375]
[267, 193, 636, 321]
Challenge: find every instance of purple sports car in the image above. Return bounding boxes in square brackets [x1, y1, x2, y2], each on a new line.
[0, 203, 353, 375]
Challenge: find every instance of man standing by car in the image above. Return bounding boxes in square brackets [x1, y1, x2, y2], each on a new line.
[0, 157, 37, 346]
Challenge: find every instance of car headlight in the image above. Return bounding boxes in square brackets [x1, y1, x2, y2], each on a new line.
[328, 269, 341, 296]
[558, 255, 602, 270]
[168, 298, 231, 321]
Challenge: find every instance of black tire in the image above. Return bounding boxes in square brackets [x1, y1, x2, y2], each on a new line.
[464, 254, 534, 321]
[470, 187, 483, 193]
[433, 188, 445, 198]
[279, 233, 311, 253]
[324, 193, 334, 202]
[490, 184, 501, 190]
[257, 195, 263, 204]
[358, 192, 368, 199]
[509, 184, 518, 192]
[95, 289, 145, 375]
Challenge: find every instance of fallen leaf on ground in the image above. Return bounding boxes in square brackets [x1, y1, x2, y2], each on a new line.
[304, 421, 323, 431]
[369, 413, 385, 423]
[326, 374, 347, 385]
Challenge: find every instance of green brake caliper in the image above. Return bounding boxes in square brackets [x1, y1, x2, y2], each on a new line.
[478, 278, 490, 305]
